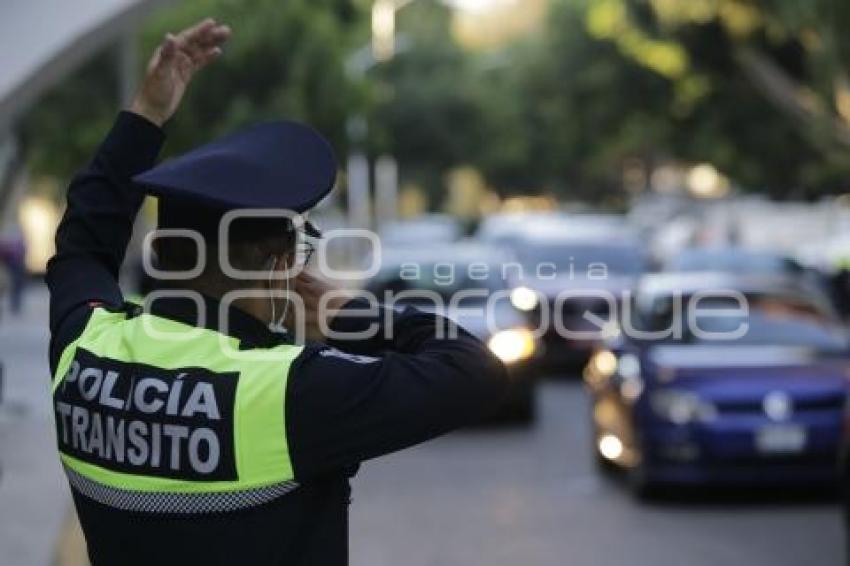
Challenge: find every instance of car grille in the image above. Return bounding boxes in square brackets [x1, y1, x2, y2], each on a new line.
[711, 452, 838, 467]
[715, 392, 845, 415]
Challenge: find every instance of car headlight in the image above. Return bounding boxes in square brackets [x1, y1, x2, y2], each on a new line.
[584, 351, 644, 401]
[488, 328, 536, 364]
[510, 286, 539, 312]
[617, 354, 643, 401]
[650, 389, 717, 425]
[587, 350, 618, 379]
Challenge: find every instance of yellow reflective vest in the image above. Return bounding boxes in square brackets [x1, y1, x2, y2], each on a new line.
[51, 307, 303, 514]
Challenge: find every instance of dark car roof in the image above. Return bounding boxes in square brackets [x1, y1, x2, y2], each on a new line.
[377, 241, 513, 268]
[665, 247, 801, 271]
[637, 272, 836, 317]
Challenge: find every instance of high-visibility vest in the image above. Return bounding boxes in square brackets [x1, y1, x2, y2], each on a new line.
[51, 306, 303, 514]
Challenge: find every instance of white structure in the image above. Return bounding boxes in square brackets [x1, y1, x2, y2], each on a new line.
[0, 0, 171, 218]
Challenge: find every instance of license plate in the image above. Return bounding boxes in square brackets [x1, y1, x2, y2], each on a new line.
[755, 425, 806, 454]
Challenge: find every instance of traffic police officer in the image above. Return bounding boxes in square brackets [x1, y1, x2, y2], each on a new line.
[47, 19, 507, 566]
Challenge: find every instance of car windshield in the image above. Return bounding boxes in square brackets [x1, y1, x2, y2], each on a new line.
[518, 242, 645, 276]
[633, 295, 847, 350]
[370, 262, 505, 300]
[669, 250, 801, 275]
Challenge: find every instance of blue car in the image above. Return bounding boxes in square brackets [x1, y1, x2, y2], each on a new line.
[584, 272, 850, 496]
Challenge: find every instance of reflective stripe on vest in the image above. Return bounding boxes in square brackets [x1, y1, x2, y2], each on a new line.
[51, 307, 303, 513]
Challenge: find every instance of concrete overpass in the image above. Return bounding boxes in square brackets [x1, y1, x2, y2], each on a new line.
[0, 0, 171, 221]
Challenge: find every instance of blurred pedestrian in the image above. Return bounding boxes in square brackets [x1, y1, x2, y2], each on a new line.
[0, 222, 27, 315]
[46, 18, 507, 566]
[831, 261, 850, 321]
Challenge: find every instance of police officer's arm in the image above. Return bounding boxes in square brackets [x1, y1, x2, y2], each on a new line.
[46, 20, 230, 370]
[286, 298, 509, 478]
[47, 114, 163, 317]
[46, 112, 165, 372]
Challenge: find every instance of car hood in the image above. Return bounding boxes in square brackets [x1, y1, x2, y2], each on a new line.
[646, 344, 849, 400]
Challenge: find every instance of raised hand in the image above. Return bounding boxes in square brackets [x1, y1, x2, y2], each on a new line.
[130, 18, 231, 127]
[291, 270, 354, 341]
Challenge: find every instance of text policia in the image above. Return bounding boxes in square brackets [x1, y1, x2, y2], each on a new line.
[54, 349, 239, 481]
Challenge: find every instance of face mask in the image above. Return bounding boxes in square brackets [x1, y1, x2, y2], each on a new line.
[267, 256, 290, 334]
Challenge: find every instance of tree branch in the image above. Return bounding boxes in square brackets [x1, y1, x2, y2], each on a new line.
[735, 45, 850, 146]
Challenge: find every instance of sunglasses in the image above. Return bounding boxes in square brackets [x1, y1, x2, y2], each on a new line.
[295, 240, 316, 266]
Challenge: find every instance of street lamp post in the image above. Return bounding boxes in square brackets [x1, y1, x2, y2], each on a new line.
[372, 0, 419, 62]
[346, 0, 470, 236]
[372, 0, 397, 62]
[344, 0, 414, 238]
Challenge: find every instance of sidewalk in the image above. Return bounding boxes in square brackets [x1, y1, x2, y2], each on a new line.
[0, 283, 76, 566]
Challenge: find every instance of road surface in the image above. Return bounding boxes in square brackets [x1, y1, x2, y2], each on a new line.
[0, 286, 70, 566]
[350, 380, 843, 566]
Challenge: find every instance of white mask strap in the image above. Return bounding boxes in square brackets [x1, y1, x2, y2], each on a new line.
[267, 256, 290, 334]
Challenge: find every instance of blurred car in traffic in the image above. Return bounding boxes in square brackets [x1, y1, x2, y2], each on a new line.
[378, 214, 463, 247]
[365, 242, 540, 421]
[584, 273, 850, 496]
[476, 211, 637, 249]
[507, 233, 649, 368]
[475, 211, 570, 248]
[0, 263, 7, 319]
[666, 246, 828, 294]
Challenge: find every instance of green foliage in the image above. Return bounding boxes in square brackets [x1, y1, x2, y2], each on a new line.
[462, 0, 850, 198]
[366, 2, 482, 195]
[20, 0, 850, 202]
[584, 0, 850, 196]
[409, 0, 681, 199]
[21, 51, 119, 186]
[22, 0, 363, 183]
[365, 0, 847, 200]
[142, 0, 361, 157]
